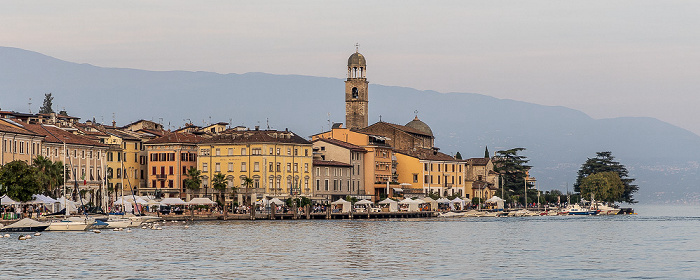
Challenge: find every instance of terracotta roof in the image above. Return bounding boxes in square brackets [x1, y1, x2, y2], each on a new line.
[145, 132, 203, 145]
[467, 158, 490, 166]
[200, 129, 311, 145]
[313, 160, 352, 167]
[20, 122, 107, 147]
[312, 138, 367, 152]
[395, 148, 457, 161]
[137, 128, 165, 137]
[362, 121, 433, 138]
[0, 119, 40, 136]
[105, 128, 141, 141]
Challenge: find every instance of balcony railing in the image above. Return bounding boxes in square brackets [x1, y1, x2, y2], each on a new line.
[155, 174, 167, 181]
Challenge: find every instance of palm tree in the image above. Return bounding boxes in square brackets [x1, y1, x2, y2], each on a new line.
[212, 172, 227, 205]
[32, 155, 64, 197]
[183, 167, 202, 197]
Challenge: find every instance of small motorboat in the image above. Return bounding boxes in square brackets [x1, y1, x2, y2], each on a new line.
[0, 218, 50, 232]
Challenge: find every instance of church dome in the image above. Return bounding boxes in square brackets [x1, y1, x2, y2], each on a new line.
[406, 116, 433, 137]
[348, 52, 366, 67]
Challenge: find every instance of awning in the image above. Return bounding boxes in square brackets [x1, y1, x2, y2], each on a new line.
[392, 188, 403, 192]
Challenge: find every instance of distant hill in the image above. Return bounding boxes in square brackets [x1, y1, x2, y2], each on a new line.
[1, 46, 699, 203]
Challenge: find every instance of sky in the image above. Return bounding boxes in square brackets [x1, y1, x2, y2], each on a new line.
[3, 1, 700, 135]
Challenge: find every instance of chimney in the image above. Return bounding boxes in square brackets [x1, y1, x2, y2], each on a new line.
[112, 120, 116, 127]
[255, 125, 259, 131]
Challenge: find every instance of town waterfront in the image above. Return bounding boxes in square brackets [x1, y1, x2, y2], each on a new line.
[2, 204, 699, 279]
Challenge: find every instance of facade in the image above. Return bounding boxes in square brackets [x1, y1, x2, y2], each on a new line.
[144, 133, 202, 198]
[395, 148, 469, 198]
[196, 128, 313, 201]
[104, 129, 148, 197]
[0, 119, 43, 165]
[466, 157, 500, 200]
[311, 125, 394, 201]
[22, 122, 108, 201]
[359, 118, 435, 150]
[345, 50, 369, 130]
[312, 138, 367, 197]
[312, 160, 353, 201]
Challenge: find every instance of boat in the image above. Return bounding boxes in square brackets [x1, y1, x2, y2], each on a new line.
[438, 211, 467, 218]
[46, 217, 91, 231]
[564, 204, 598, 215]
[592, 203, 621, 215]
[0, 218, 49, 232]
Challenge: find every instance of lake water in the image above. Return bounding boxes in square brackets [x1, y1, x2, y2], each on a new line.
[1, 204, 699, 279]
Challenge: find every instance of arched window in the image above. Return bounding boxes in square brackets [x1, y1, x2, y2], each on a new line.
[352, 87, 358, 98]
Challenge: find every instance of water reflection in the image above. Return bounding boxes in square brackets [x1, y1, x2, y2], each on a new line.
[1, 206, 700, 279]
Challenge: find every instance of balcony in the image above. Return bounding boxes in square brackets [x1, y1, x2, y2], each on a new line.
[155, 174, 167, 181]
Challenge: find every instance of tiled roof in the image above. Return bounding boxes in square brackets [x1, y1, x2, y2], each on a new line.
[312, 138, 366, 152]
[362, 121, 433, 138]
[137, 128, 165, 137]
[105, 128, 141, 141]
[21, 122, 107, 147]
[395, 148, 457, 161]
[201, 129, 311, 145]
[0, 119, 40, 136]
[145, 132, 203, 145]
[313, 160, 352, 167]
[467, 158, 490, 166]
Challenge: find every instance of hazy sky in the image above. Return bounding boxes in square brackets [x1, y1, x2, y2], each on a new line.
[3, 1, 700, 135]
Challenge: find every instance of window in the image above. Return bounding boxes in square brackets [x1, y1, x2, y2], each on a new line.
[276, 163, 281, 172]
[215, 163, 221, 172]
[269, 148, 274, 155]
[216, 149, 220, 156]
[241, 148, 246, 155]
[304, 163, 308, 173]
[161, 166, 165, 175]
[183, 166, 187, 174]
[203, 163, 208, 172]
[304, 178, 309, 191]
[293, 163, 298, 172]
[315, 167, 320, 176]
[252, 148, 261, 155]
[305, 149, 308, 157]
[333, 179, 337, 191]
[269, 163, 274, 172]
[228, 148, 233, 155]
[241, 162, 247, 172]
[324, 180, 329, 191]
[168, 180, 173, 188]
[253, 162, 259, 172]
[276, 148, 280, 155]
[425, 175, 430, 184]
[169, 166, 174, 175]
[413, 174, 418, 183]
[287, 163, 291, 172]
[116, 168, 121, 179]
[287, 148, 291, 155]
[229, 163, 234, 172]
[325, 167, 329, 176]
[424, 163, 429, 171]
[152, 166, 156, 175]
[316, 179, 320, 191]
[294, 149, 298, 156]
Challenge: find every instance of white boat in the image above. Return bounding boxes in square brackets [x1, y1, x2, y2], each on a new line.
[438, 211, 467, 218]
[0, 218, 49, 232]
[592, 203, 621, 215]
[46, 218, 91, 231]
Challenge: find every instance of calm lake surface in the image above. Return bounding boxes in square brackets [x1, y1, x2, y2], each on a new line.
[1, 204, 699, 279]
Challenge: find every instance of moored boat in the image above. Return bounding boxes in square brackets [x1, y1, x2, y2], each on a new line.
[0, 218, 49, 232]
[46, 218, 91, 231]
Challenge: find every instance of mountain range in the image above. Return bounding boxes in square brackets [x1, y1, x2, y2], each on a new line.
[1, 46, 699, 203]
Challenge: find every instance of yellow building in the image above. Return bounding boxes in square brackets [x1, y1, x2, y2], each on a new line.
[395, 149, 469, 198]
[312, 125, 394, 201]
[0, 119, 43, 165]
[104, 129, 148, 197]
[197, 128, 313, 202]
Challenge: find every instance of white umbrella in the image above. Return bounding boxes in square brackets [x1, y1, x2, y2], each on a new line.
[355, 199, 374, 205]
[1, 195, 18, 205]
[188, 197, 217, 205]
[134, 197, 149, 205]
[485, 196, 504, 203]
[269, 198, 286, 206]
[160, 197, 187, 205]
[436, 197, 451, 203]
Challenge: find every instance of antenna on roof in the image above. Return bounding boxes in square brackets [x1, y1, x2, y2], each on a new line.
[229, 118, 233, 129]
[327, 112, 331, 131]
[28, 98, 32, 114]
[266, 118, 270, 130]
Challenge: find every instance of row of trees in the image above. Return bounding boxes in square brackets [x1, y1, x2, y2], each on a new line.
[493, 148, 637, 206]
[0, 156, 64, 202]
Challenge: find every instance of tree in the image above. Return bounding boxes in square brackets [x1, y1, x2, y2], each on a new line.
[0, 161, 41, 202]
[32, 155, 64, 197]
[493, 148, 533, 206]
[212, 172, 228, 205]
[39, 93, 54, 114]
[455, 152, 462, 160]
[574, 151, 638, 203]
[242, 176, 254, 188]
[484, 146, 490, 158]
[579, 172, 625, 203]
[183, 167, 202, 194]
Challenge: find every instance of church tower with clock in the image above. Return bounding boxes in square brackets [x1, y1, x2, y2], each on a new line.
[345, 46, 369, 130]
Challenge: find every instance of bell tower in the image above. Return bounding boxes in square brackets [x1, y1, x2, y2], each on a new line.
[345, 45, 369, 130]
